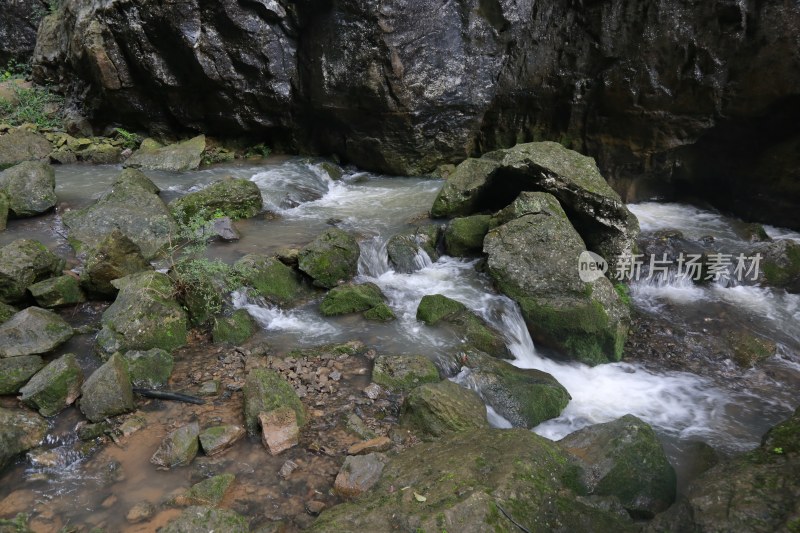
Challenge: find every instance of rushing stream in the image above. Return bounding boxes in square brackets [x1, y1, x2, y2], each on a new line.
[0, 158, 798, 529]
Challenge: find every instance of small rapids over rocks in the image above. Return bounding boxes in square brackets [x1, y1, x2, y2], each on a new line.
[0, 158, 798, 530]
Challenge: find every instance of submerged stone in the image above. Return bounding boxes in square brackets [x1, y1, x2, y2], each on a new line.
[19, 353, 84, 417]
[151, 422, 200, 469]
[160, 505, 248, 533]
[386, 224, 441, 273]
[181, 473, 235, 507]
[416, 294, 509, 357]
[320, 282, 386, 316]
[199, 424, 245, 457]
[0, 407, 48, 470]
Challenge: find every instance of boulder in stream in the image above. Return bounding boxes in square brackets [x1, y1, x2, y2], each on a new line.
[62, 169, 178, 259]
[386, 224, 441, 273]
[559, 414, 676, 518]
[27, 274, 86, 308]
[0, 407, 48, 470]
[169, 176, 263, 223]
[212, 309, 257, 346]
[235, 254, 308, 307]
[484, 192, 630, 365]
[199, 425, 245, 457]
[455, 349, 571, 428]
[401, 380, 489, 439]
[19, 353, 84, 417]
[310, 428, 636, 533]
[180, 473, 236, 507]
[0, 355, 45, 395]
[121, 348, 174, 389]
[298, 228, 360, 289]
[0, 307, 73, 358]
[443, 214, 492, 257]
[79, 353, 135, 422]
[96, 271, 187, 357]
[0, 160, 57, 217]
[0, 238, 65, 304]
[416, 294, 509, 357]
[80, 229, 152, 298]
[756, 239, 800, 293]
[124, 135, 205, 172]
[431, 142, 639, 268]
[319, 282, 388, 318]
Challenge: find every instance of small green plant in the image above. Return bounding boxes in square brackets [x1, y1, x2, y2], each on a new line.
[201, 146, 235, 166]
[114, 128, 142, 150]
[614, 282, 632, 307]
[0, 59, 31, 81]
[0, 84, 64, 129]
[773, 447, 784, 455]
[245, 143, 272, 159]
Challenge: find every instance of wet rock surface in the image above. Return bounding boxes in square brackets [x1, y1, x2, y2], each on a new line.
[0, 307, 73, 357]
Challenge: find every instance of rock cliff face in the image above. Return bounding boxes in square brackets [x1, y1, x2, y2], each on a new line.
[0, 0, 48, 65]
[28, 0, 800, 227]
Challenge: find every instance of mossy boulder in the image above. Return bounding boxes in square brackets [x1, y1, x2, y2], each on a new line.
[298, 228, 360, 289]
[161, 506, 248, 533]
[79, 353, 135, 422]
[320, 282, 386, 316]
[169, 177, 263, 223]
[0, 129, 52, 170]
[372, 354, 440, 392]
[386, 224, 441, 273]
[124, 135, 205, 172]
[559, 414, 676, 518]
[757, 239, 800, 293]
[80, 229, 152, 298]
[121, 348, 174, 388]
[62, 169, 178, 259]
[199, 425, 245, 456]
[728, 330, 776, 367]
[0, 307, 73, 357]
[431, 142, 639, 270]
[235, 254, 307, 307]
[0, 239, 65, 304]
[0, 160, 56, 216]
[416, 294, 509, 357]
[79, 142, 122, 164]
[0, 302, 15, 324]
[96, 271, 188, 357]
[456, 349, 571, 428]
[151, 422, 200, 469]
[27, 275, 86, 308]
[318, 161, 344, 181]
[212, 309, 257, 345]
[650, 407, 800, 533]
[484, 192, 630, 365]
[401, 380, 489, 438]
[443, 215, 492, 257]
[182, 473, 235, 507]
[0, 355, 44, 394]
[243, 368, 305, 434]
[18, 353, 83, 417]
[0, 407, 48, 470]
[363, 303, 396, 321]
[310, 429, 636, 533]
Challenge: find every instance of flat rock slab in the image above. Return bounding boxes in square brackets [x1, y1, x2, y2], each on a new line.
[199, 425, 245, 457]
[259, 407, 299, 455]
[333, 453, 388, 499]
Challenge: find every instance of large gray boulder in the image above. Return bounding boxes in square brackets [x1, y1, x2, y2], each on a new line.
[79, 229, 152, 298]
[0, 161, 57, 217]
[484, 192, 630, 365]
[0, 407, 48, 470]
[124, 135, 205, 172]
[559, 415, 677, 518]
[432, 142, 639, 267]
[79, 352, 135, 422]
[96, 271, 188, 357]
[310, 429, 636, 532]
[401, 380, 489, 439]
[0, 355, 45, 394]
[455, 349, 571, 429]
[386, 225, 441, 273]
[19, 353, 84, 417]
[0, 239, 65, 304]
[298, 228, 360, 289]
[62, 169, 177, 259]
[0, 129, 52, 170]
[0, 307, 73, 358]
[235, 254, 308, 307]
[169, 176, 263, 223]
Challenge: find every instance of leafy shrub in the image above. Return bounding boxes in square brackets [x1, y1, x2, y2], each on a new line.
[0, 84, 64, 129]
[114, 128, 142, 150]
